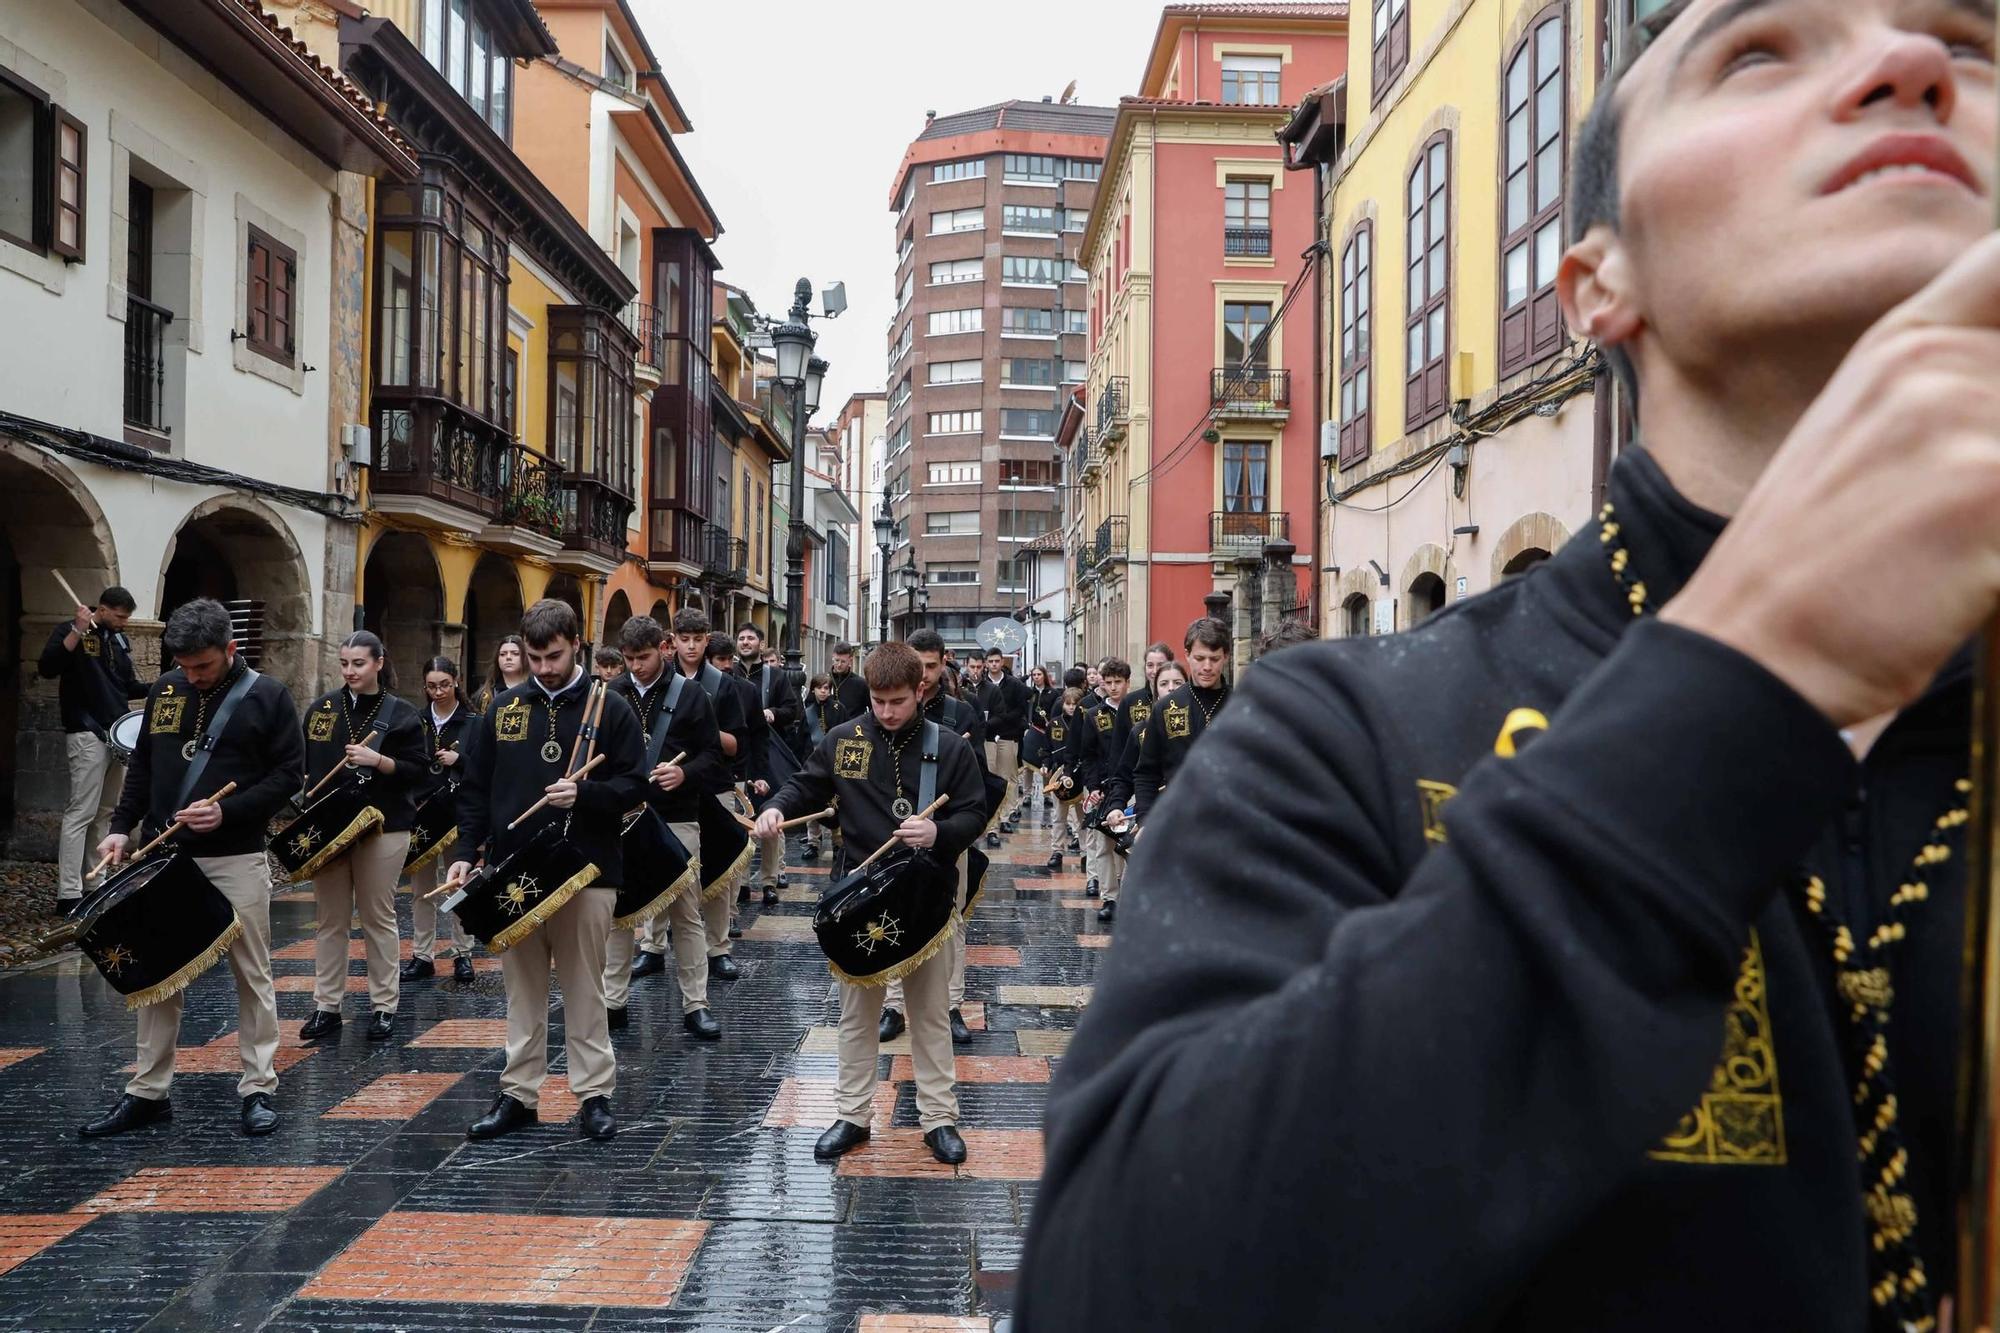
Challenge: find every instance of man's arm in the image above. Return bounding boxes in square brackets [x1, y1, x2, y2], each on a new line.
[1129, 711, 1166, 822]
[574, 695, 646, 815]
[36, 622, 74, 681]
[767, 669, 803, 731]
[1018, 624, 1858, 1329]
[668, 688, 728, 793]
[710, 677, 746, 761]
[455, 713, 494, 856]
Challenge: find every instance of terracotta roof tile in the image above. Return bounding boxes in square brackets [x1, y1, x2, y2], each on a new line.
[1162, 2, 1348, 15]
[232, 0, 416, 159]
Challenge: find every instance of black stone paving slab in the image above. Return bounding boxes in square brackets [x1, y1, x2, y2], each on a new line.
[0, 797, 1103, 1329]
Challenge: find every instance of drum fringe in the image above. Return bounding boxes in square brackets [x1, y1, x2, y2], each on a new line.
[701, 838, 754, 902]
[404, 828, 457, 876]
[487, 864, 599, 954]
[612, 861, 701, 931]
[126, 915, 242, 1010]
[282, 808, 385, 885]
[825, 914, 959, 989]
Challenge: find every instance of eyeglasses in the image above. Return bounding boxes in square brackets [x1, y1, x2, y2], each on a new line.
[423, 680, 455, 693]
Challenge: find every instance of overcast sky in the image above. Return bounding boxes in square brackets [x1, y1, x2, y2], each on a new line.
[629, 0, 1176, 414]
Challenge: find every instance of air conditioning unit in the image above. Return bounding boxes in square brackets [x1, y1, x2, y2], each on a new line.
[1319, 421, 1338, 460]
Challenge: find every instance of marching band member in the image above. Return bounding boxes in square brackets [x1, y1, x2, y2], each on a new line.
[404, 657, 476, 985]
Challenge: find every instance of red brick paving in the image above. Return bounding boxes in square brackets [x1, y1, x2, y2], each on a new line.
[407, 1019, 510, 1048]
[124, 1043, 317, 1076]
[886, 1055, 1048, 1085]
[961, 945, 1019, 967]
[83, 1166, 343, 1213]
[0, 1048, 44, 1073]
[0, 1214, 93, 1277]
[300, 1210, 709, 1307]
[1077, 934, 1110, 949]
[959, 1129, 1045, 1181]
[1058, 898, 1096, 909]
[322, 1072, 468, 1120]
[763, 1077, 897, 1130]
[834, 1130, 958, 1179]
[859, 1316, 990, 1331]
[530, 1074, 582, 1122]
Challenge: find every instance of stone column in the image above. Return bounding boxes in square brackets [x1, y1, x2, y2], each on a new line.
[1262, 539, 1298, 637]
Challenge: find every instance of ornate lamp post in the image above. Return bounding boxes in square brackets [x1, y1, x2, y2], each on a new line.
[768, 279, 828, 673]
[872, 501, 894, 648]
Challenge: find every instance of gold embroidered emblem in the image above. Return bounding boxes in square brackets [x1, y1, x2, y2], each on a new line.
[83, 634, 101, 658]
[1651, 930, 1786, 1166]
[833, 739, 872, 780]
[150, 696, 186, 734]
[1051, 723, 1065, 743]
[494, 700, 530, 742]
[1163, 701, 1191, 739]
[97, 943, 134, 976]
[854, 913, 903, 956]
[1417, 780, 1457, 844]
[289, 827, 323, 857]
[1493, 707, 1550, 758]
[499, 874, 539, 916]
[1095, 711, 1113, 732]
[1132, 702, 1152, 730]
[306, 710, 336, 743]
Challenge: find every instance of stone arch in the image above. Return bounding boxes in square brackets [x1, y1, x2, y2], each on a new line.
[1490, 511, 1570, 585]
[648, 598, 670, 625]
[1399, 543, 1456, 628]
[1333, 566, 1379, 639]
[603, 589, 634, 645]
[362, 531, 444, 704]
[542, 573, 585, 631]
[160, 494, 314, 693]
[462, 553, 524, 701]
[0, 440, 120, 857]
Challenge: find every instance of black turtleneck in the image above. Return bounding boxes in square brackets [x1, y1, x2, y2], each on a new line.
[1022, 449, 1974, 1332]
[1130, 679, 1230, 821]
[760, 709, 986, 865]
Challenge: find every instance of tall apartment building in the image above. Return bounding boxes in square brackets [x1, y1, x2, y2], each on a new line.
[884, 99, 1116, 656]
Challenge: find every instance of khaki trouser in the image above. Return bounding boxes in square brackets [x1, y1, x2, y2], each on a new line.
[1085, 827, 1124, 901]
[61, 733, 122, 900]
[756, 829, 785, 886]
[128, 852, 279, 1100]
[985, 738, 1020, 786]
[408, 859, 464, 960]
[1059, 801, 1084, 842]
[312, 830, 410, 1014]
[603, 820, 695, 1009]
[888, 856, 971, 1012]
[837, 943, 958, 1133]
[499, 885, 615, 1111]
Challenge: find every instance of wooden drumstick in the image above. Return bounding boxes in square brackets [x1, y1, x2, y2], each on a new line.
[428, 859, 478, 901]
[301, 729, 380, 804]
[568, 680, 607, 775]
[51, 570, 93, 628]
[88, 781, 239, 878]
[852, 794, 950, 874]
[508, 752, 606, 829]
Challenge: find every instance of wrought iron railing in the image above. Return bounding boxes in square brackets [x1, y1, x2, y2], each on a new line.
[372, 396, 514, 519]
[623, 301, 665, 379]
[1094, 515, 1128, 566]
[558, 475, 633, 560]
[123, 295, 173, 435]
[1095, 376, 1128, 436]
[1211, 366, 1291, 409]
[1224, 227, 1272, 257]
[497, 445, 564, 536]
[1210, 509, 1290, 555]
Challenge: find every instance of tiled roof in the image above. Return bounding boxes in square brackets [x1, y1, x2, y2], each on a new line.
[1162, 2, 1348, 16]
[1024, 530, 1065, 553]
[1117, 94, 1299, 111]
[919, 99, 1119, 141]
[231, 0, 416, 158]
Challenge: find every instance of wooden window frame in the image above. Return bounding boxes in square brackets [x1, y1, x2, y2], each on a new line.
[1405, 132, 1452, 432]
[1338, 220, 1373, 468]
[1499, 5, 1570, 379]
[1370, 0, 1411, 107]
[52, 109, 84, 262]
[245, 224, 297, 367]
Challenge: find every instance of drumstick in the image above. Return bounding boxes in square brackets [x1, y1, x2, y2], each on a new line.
[87, 781, 239, 878]
[302, 729, 380, 804]
[51, 570, 93, 627]
[568, 680, 607, 775]
[852, 794, 950, 874]
[507, 752, 606, 829]
[428, 858, 480, 900]
[737, 805, 835, 833]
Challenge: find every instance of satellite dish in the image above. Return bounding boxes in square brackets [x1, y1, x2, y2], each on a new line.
[975, 617, 1026, 655]
[1059, 79, 1078, 105]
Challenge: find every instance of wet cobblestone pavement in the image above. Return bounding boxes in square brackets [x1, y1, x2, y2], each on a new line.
[0, 798, 1102, 1331]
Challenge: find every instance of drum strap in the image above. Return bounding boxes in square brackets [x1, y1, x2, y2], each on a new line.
[642, 673, 689, 770]
[173, 666, 260, 812]
[918, 720, 941, 811]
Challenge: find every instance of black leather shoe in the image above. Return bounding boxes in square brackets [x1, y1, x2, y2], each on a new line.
[709, 954, 740, 981]
[79, 1093, 170, 1139]
[453, 956, 476, 984]
[630, 950, 666, 979]
[1045, 852, 1063, 871]
[467, 1093, 537, 1140]
[986, 832, 1001, 849]
[800, 842, 819, 862]
[606, 1005, 629, 1032]
[925, 1124, 968, 1165]
[737, 881, 751, 905]
[578, 1095, 616, 1141]
[762, 884, 780, 907]
[878, 1007, 905, 1042]
[728, 924, 743, 940]
[684, 1008, 722, 1041]
[1084, 879, 1100, 898]
[400, 957, 435, 981]
[299, 1010, 341, 1042]
[814, 1119, 870, 1161]
[949, 1008, 972, 1045]
[1097, 900, 1116, 924]
[365, 1011, 395, 1042]
[241, 1093, 279, 1136]
[1067, 836, 1081, 854]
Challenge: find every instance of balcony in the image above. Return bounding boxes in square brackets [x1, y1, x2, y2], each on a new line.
[483, 445, 566, 558]
[1096, 376, 1129, 443]
[1076, 427, 1100, 482]
[700, 521, 748, 588]
[1224, 227, 1273, 258]
[1093, 516, 1128, 569]
[623, 301, 666, 390]
[123, 295, 173, 443]
[1210, 509, 1290, 560]
[1211, 366, 1291, 421]
[647, 506, 707, 574]
[555, 475, 634, 574]
[373, 396, 512, 527]
[1075, 544, 1099, 587]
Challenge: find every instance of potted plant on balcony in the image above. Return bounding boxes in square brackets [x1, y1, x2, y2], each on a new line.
[505, 491, 564, 536]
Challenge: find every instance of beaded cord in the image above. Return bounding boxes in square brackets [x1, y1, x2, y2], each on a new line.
[1600, 502, 1966, 1333]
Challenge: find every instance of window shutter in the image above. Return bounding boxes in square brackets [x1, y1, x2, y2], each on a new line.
[50, 108, 85, 263]
[248, 238, 269, 346]
[1390, 10, 1410, 75]
[276, 251, 295, 355]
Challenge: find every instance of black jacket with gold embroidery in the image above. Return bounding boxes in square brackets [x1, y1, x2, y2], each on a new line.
[1021, 450, 1971, 1333]
[1129, 681, 1228, 822]
[300, 688, 429, 833]
[760, 713, 986, 864]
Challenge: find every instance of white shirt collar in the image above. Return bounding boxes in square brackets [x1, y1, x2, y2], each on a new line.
[533, 666, 584, 701]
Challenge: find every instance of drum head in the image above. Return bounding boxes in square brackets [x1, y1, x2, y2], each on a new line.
[108, 709, 145, 757]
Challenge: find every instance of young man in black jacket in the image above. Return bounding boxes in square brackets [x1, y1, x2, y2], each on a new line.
[1022, 5, 2000, 1329]
[602, 615, 728, 1041]
[661, 610, 749, 985]
[1077, 659, 1133, 919]
[753, 640, 986, 1165]
[1128, 618, 1231, 826]
[449, 599, 644, 1143]
[983, 650, 1032, 825]
[40, 584, 145, 905]
[825, 641, 870, 722]
[84, 598, 302, 1140]
[737, 626, 802, 905]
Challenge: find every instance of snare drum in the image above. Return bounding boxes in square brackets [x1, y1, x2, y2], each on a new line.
[813, 847, 958, 987]
[72, 852, 242, 1009]
[272, 779, 385, 884]
[447, 825, 599, 953]
[696, 794, 752, 902]
[613, 806, 699, 930]
[106, 708, 145, 762]
[404, 783, 459, 873]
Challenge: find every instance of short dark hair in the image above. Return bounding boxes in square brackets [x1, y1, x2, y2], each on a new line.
[1256, 618, 1317, 658]
[906, 628, 947, 656]
[99, 586, 136, 613]
[1099, 657, 1132, 682]
[833, 641, 858, 657]
[618, 615, 664, 652]
[1185, 617, 1231, 654]
[1144, 641, 1174, 661]
[705, 632, 735, 662]
[736, 623, 764, 641]
[1063, 666, 1087, 689]
[593, 645, 625, 669]
[162, 598, 232, 657]
[522, 597, 580, 648]
[671, 607, 710, 637]
[863, 640, 922, 693]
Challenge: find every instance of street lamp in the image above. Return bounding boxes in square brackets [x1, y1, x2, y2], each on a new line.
[771, 278, 830, 674]
[805, 356, 827, 416]
[873, 501, 894, 647]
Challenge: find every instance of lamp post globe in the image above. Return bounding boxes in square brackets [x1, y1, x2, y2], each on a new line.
[804, 356, 828, 417]
[770, 320, 813, 390]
